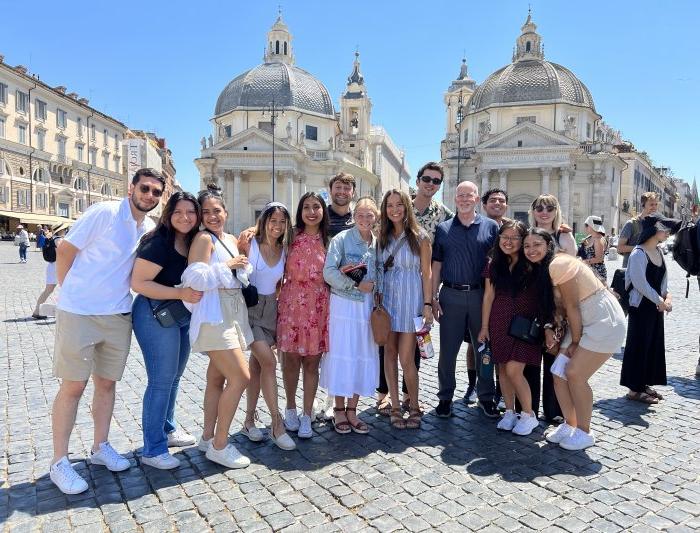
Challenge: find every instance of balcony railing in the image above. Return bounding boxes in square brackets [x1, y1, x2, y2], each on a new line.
[311, 150, 329, 161]
[56, 154, 70, 164]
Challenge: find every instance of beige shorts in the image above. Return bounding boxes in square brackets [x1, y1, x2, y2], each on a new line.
[561, 289, 627, 355]
[53, 309, 133, 381]
[192, 289, 254, 353]
[248, 293, 278, 346]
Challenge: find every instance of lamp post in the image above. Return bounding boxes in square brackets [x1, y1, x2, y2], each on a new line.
[262, 99, 285, 201]
[455, 89, 465, 182]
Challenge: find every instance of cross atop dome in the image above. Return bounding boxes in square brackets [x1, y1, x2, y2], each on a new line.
[265, 12, 294, 65]
[513, 9, 544, 62]
[347, 51, 365, 86]
[449, 57, 475, 92]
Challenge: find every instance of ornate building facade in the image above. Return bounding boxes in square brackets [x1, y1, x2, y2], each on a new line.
[195, 15, 410, 234]
[0, 55, 129, 233]
[440, 14, 627, 233]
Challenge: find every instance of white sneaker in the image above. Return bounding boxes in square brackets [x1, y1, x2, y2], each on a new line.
[271, 428, 297, 451]
[512, 412, 540, 436]
[496, 410, 518, 431]
[198, 436, 212, 452]
[284, 409, 300, 432]
[89, 442, 130, 472]
[545, 422, 575, 444]
[559, 428, 596, 450]
[241, 423, 265, 442]
[167, 428, 196, 447]
[497, 398, 506, 411]
[297, 415, 313, 439]
[141, 452, 180, 470]
[50, 457, 88, 494]
[205, 443, 250, 469]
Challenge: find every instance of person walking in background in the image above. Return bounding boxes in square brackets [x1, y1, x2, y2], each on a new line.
[278, 192, 330, 439]
[183, 185, 254, 470]
[524, 228, 626, 450]
[618, 192, 659, 267]
[432, 181, 499, 418]
[478, 220, 542, 436]
[16, 224, 30, 263]
[379, 189, 433, 430]
[237, 202, 296, 451]
[49, 168, 161, 494]
[580, 215, 608, 283]
[322, 197, 381, 434]
[130, 192, 202, 470]
[32, 225, 67, 319]
[621, 214, 680, 404]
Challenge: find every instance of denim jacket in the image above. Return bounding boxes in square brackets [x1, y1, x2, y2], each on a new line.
[323, 226, 382, 302]
[625, 245, 668, 308]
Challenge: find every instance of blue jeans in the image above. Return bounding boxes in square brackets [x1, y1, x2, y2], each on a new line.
[132, 294, 191, 457]
[19, 244, 28, 261]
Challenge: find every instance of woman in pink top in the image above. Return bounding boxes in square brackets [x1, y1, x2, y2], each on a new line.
[523, 228, 626, 451]
[277, 192, 331, 439]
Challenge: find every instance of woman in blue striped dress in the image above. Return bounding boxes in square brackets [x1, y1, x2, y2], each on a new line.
[379, 189, 433, 429]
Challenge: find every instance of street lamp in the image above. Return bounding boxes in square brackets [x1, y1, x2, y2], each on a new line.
[454, 89, 465, 182]
[262, 99, 285, 201]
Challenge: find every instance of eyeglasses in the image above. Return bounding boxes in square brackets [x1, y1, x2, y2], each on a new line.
[534, 205, 556, 213]
[499, 235, 522, 242]
[139, 184, 164, 197]
[420, 176, 443, 186]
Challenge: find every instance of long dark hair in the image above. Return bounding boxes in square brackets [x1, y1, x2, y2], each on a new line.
[255, 202, 293, 250]
[488, 220, 528, 295]
[379, 189, 422, 255]
[140, 191, 201, 248]
[523, 227, 557, 323]
[294, 192, 329, 248]
[197, 183, 225, 211]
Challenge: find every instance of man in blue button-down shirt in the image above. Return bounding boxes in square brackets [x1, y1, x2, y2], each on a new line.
[432, 181, 498, 418]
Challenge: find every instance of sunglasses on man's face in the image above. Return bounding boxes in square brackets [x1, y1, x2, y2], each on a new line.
[534, 205, 556, 213]
[420, 176, 442, 186]
[139, 184, 164, 197]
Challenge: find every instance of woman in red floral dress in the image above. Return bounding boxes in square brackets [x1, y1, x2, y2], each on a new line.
[278, 192, 330, 439]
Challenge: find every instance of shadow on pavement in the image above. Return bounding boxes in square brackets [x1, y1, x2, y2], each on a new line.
[594, 397, 651, 428]
[667, 375, 700, 400]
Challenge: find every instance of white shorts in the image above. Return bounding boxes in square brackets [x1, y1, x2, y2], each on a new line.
[46, 262, 57, 285]
[561, 289, 626, 355]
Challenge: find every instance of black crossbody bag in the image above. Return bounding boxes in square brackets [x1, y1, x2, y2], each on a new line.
[207, 231, 259, 308]
[148, 298, 190, 328]
[508, 315, 543, 345]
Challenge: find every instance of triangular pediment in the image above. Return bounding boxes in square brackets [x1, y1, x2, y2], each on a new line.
[214, 127, 300, 153]
[479, 122, 578, 150]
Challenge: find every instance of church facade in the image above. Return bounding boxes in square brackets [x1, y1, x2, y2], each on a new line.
[196, 15, 410, 234]
[440, 14, 626, 233]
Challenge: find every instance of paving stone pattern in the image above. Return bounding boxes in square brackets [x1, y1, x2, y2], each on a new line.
[1, 241, 699, 532]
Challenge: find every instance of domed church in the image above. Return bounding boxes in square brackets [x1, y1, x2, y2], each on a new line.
[196, 14, 410, 233]
[441, 13, 625, 232]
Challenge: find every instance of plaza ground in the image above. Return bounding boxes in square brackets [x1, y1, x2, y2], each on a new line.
[1, 241, 699, 532]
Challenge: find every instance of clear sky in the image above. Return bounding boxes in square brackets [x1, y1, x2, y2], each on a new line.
[3, 0, 698, 193]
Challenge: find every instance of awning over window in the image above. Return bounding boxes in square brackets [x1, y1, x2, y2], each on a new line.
[0, 210, 76, 226]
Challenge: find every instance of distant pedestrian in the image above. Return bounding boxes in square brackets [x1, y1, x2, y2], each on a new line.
[16, 224, 29, 263]
[580, 215, 608, 283]
[32, 225, 67, 319]
[617, 192, 659, 267]
[49, 168, 162, 494]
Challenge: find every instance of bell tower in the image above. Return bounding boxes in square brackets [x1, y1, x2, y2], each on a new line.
[339, 51, 372, 163]
[264, 10, 294, 65]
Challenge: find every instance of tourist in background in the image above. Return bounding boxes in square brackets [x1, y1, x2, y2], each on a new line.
[621, 214, 680, 404]
[580, 215, 608, 283]
[183, 185, 253, 469]
[617, 192, 659, 267]
[278, 192, 330, 439]
[131, 192, 202, 469]
[321, 197, 381, 434]
[32, 225, 67, 319]
[16, 224, 30, 263]
[237, 202, 296, 450]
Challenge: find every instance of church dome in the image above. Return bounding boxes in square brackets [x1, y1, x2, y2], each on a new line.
[468, 13, 595, 113]
[215, 62, 335, 118]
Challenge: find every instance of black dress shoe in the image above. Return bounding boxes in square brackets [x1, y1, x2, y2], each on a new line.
[479, 401, 499, 418]
[435, 400, 453, 418]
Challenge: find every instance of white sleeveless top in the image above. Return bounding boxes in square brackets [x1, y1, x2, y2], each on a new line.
[210, 233, 243, 289]
[248, 239, 285, 295]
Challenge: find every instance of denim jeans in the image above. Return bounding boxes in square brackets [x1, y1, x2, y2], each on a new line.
[19, 244, 28, 261]
[132, 294, 191, 457]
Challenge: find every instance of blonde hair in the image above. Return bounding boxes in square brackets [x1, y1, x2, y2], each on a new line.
[528, 194, 563, 230]
[354, 195, 379, 217]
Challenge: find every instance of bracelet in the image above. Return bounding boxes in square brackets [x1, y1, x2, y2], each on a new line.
[424, 302, 432, 306]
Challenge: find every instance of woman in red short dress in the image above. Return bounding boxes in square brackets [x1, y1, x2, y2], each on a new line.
[277, 192, 330, 439]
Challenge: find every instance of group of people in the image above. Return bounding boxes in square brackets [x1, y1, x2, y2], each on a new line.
[42, 164, 678, 496]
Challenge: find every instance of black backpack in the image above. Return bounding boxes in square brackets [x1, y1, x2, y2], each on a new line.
[672, 222, 700, 276]
[42, 237, 57, 262]
[611, 268, 630, 316]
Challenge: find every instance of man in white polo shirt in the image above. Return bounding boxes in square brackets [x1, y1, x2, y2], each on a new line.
[49, 168, 163, 494]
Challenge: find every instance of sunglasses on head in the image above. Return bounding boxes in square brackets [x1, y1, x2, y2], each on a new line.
[534, 205, 556, 213]
[420, 176, 442, 186]
[139, 184, 164, 197]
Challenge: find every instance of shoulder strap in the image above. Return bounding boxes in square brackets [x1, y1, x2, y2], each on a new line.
[207, 229, 236, 258]
[387, 234, 408, 261]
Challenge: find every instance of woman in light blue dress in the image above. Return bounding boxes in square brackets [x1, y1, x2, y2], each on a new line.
[379, 189, 433, 429]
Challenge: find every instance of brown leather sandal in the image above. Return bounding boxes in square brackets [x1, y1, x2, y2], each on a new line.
[390, 408, 406, 429]
[332, 407, 351, 434]
[345, 407, 369, 434]
[376, 397, 392, 417]
[405, 409, 422, 430]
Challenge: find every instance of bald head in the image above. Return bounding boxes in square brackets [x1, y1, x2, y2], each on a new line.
[455, 181, 479, 216]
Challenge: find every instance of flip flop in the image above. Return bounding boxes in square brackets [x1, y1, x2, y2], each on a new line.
[626, 392, 659, 404]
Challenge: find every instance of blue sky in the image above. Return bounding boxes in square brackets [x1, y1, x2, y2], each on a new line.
[3, 0, 698, 192]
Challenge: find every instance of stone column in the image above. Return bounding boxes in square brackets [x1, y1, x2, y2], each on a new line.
[498, 168, 508, 191]
[559, 167, 571, 223]
[232, 169, 242, 234]
[479, 170, 490, 196]
[541, 167, 551, 195]
[286, 170, 294, 211]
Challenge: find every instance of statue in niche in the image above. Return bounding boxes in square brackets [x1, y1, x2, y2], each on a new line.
[201, 137, 207, 150]
[286, 121, 293, 143]
[328, 137, 334, 150]
[218, 123, 226, 140]
[478, 119, 491, 142]
[208, 135, 214, 147]
[350, 111, 359, 129]
[299, 130, 305, 144]
[564, 115, 576, 138]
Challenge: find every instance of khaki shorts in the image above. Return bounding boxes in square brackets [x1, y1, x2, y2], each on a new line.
[248, 293, 278, 346]
[192, 289, 254, 353]
[54, 309, 133, 381]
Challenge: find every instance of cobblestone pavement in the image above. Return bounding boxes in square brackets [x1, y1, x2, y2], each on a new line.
[1, 241, 699, 532]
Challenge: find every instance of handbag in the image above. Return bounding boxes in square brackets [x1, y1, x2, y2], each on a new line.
[148, 298, 190, 328]
[370, 244, 391, 346]
[508, 315, 543, 344]
[208, 230, 259, 308]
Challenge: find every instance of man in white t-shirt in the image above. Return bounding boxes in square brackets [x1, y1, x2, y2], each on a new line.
[49, 168, 163, 494]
